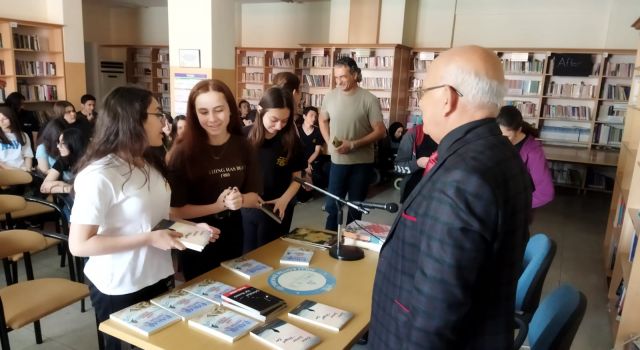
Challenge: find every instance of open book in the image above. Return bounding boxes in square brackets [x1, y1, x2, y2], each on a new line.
[153, 219, 211, 252]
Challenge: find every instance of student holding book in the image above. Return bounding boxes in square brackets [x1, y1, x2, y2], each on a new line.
[243, 87, 305, 252]
[167, 79, 262, 281]
[68, 86, 219, 350]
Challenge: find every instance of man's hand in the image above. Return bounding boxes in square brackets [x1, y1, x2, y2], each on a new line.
[335, 140, 353, 154]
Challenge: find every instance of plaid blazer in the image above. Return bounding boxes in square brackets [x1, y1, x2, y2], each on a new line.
[369, 119, 532, 350]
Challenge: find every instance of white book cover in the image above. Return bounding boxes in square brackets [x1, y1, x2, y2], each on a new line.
[280, 246, 314, 266]
[153, 219, 211, 252]
[150, 289, 213, 321]
[288, 300, 353, 332]
[183, 279, 235, 305]
[188, 305, 259, 343]
[109, 301, 180, 336]
[250, 319, 321, 350]
[221, 257, 273, 279]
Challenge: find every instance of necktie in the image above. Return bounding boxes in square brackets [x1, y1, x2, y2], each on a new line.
[423, 151, 438, 176]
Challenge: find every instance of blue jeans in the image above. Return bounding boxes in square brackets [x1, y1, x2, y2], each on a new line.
[325, 163, 372, 231]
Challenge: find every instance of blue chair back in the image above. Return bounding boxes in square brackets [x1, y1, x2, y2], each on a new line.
[516, 233, 556, 315]
[528, 284, 587, 350]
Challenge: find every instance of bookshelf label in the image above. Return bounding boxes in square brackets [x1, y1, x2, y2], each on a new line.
[418, 51, 435, 60]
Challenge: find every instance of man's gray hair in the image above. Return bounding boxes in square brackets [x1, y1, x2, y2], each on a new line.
[442, 66, 506, 108]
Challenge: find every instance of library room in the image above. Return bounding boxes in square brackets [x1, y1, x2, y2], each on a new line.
[0, 0, 639, 349]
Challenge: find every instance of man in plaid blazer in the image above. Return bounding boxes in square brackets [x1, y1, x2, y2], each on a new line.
[369, 46, 532, 350]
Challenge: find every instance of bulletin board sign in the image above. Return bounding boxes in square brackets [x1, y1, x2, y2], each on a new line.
[173, 73, 208, 115]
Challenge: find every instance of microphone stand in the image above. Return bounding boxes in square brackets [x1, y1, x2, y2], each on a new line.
[294, 177, 368, 261]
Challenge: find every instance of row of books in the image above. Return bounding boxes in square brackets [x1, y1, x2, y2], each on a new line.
[506, 79, 541, 96]
[299, 56, 331, 68]
[546, 82, 597, 99]
[133, 67, 152, 76]
[268, 57, 295, 68]
[539, 125, 591, 143]
[17, 83, 58, 101]
[241, 72, 265, 83]
[13, 33, 41, 50]
[241, 88, 263, 100]
[156, 68, 169, 78]
[614, 279, 626, 321]
[15, 60, 56, 76]
[378, 97, 391, 110]
[409, 76, 423, 90]
[592, 124, 623, 145]
[359, 77, 392, 90]
[412, 57, 434, 71]
[504, 100, 537, 118]
[502, 58, 545, 74]
[548, 161, 586, 186]
[157, 49, 169, 63]
[0, 60, 4, 75]
[542, 104, 591, 120]
[301, 92, 325, 108]
[303, 74, 331, 88]
[157, 82, 169, 93]
[603, 84, 631, 101]
[241, 56, 264, 67]
[605, 62, 635, 77]
[354, 56, 394, 69]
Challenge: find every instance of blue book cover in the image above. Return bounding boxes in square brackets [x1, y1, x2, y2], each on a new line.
[150, 289, 214, 320]
[280, 246, 314, 266]
[184, 279, 235, 305]
[188, 305, 259, 343]
[109, 301, 180, 336]
[221, 257, 273, 279]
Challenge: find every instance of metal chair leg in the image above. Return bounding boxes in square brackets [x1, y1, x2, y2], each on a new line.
[2, 259, 12, 285]
[10, 262, 17, 284]
[34, 320, 43, 344]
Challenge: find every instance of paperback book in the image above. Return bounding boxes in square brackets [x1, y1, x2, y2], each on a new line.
[109, 301, 180, 336]
[188, 305, 259, 343]
[280, 246, 314, 266]
[150, 289, 213, 320]
[221, 257, 273, 279]
[288, 300, 353, 332]
[153, 219, 211, 252]
[250, 319, 321, 350]
[342, 220, 391, 252]
[282, 228, 337, 250]
[222, 285, 286, 317]
[183, 279, 235, 305]
[260, 202, 283, 224]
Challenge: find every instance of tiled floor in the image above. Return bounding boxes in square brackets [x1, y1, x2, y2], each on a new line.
[5, 184, 612, 349]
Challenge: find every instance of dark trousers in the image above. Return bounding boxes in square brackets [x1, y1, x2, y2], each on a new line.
[242, 200, 296, 253]
[180, 210, 244, 281]
[89, 275, 174, 350]
[325, 163, 372, 231]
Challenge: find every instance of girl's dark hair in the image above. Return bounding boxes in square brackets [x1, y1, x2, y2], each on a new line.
[335, 56, 362, 83]
[303, 106, 318, 116]
[272, 72, 300, 94]
[248, 87, 297, 160]
[76, 86, 166, 181]
[167, 79, 242, 180]
[238, 100, 250, 108]
[0, 105, 26, 145]
[60, 128, 88, 171]
[171, 114, 186, 140]
[496, 105, 539, 138]
[37, 118, 66, 158]
[53, 100, 75, 119]
[5, 92, 25, 113]
[388, 122, 405, 142]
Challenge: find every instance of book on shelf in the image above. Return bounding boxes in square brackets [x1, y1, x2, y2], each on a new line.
[183, 279, 235, 305]
[280, 246, 314, 266]
[288, 300, 353, 332]
[150, 289, 213, 321]
[282, 228, 337, 250]
[109, 301, 180, 336]
[220, 257, 273, 279]
[153, 219, 211, 252]
[260, 202, 283, 224]
[222, 285, 287, 322]
[630, 231, 638, 262]
[188, 305, 259, 343]
[250, 319, 322, 350]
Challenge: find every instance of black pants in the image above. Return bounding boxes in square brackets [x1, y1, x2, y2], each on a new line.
[242, 200, 295, 254]
[89, 275, 174, 350]
[180, 210, 244, 281]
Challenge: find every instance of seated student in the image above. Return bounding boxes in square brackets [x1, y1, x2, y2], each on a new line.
[0, 105, 33, 171]
[394, 123, 438, 203]
[6, 92, 40, 150]
[35, 118, 66, 174]
[77, 94, 97, 135]
[40, 128, 88, 194]
[54, 100, 92, 141]
[497, 105, 554, 209]
[238, 99, 255, 126]
[387, 122, 405, 155]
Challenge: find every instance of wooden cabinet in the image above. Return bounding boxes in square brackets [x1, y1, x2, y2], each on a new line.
[126, 46, 170, 113]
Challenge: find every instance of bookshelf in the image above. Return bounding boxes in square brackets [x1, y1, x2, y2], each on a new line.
[602, 19, 640, 347]
[126, 46, 170, 113]
[0, 18, 65, 105]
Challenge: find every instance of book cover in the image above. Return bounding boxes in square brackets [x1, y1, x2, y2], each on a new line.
[183, 279, 235, 305]
[250, 319, 321, 350]
[153, 219, 211, 252]
[280, 246, 314, 266]
[343, 220, 391, 244]
[150, 289, 213, 321]
[288, 300, 353, 332]
[222, 300, 288, 323]
[221, 257, 273, 279]
[343, 237, 382, 253]
[188, 305, 259, 343]
[282, 228, 337, 249]
[109, 301, 180, 336]
[260, 202, 283, 224]
[222, 285, 286, 316]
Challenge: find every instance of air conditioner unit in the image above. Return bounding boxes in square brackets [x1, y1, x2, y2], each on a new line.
[99, 61, 126, 99]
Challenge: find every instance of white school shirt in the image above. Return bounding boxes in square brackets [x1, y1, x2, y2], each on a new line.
[71, 155, 174, 295]
[0, 132, 33, 168]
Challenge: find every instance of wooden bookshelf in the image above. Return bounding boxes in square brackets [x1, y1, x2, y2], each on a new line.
[126, 46, 170, 113]
[603, 19, 640, 347]
[0, 18, 65, 105]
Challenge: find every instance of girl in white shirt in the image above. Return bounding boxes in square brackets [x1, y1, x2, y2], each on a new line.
[0, 105, 33, 171]
[68, 86, 219, 350]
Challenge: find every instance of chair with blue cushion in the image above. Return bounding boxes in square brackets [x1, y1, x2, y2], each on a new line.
[516, 233, 556, 321]
[514, 284, 587, 350]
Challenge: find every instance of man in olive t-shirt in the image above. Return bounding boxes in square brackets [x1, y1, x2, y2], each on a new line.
[319, 57, 386, 231]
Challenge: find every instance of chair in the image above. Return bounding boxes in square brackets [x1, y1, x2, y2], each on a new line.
[514, 284, 587, 350]
[516, 233, 556, 321]
[0, 195, 89, 350]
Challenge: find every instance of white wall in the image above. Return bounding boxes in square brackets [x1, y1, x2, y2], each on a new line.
[0, 0, 63, 23]
[378, 0, 406, 44]
[62, 0, 85, 62]
[83, 3, 168, 46]
[329, 0, 350, 43]
[168, 0, 212, 68]
[241, 1, 330, 48]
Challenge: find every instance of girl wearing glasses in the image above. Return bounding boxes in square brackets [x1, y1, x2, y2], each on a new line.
[40, 128, 88, 194]
[54, 100, 92, 140]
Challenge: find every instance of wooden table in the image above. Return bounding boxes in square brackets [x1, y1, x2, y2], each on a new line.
[99, 239, 379, 349]
[543, 144, 619, 167]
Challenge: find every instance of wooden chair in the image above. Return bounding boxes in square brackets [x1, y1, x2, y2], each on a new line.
[0, 195, 89, 350]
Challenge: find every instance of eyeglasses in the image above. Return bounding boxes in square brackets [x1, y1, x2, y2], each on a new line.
[417, 84, 464, 100]
[148, 112, 167, 121]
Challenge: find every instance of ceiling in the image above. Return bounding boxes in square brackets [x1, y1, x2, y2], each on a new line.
[82, 0, 327, 8]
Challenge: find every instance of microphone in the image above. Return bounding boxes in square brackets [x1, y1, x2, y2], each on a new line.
[352, 201, 399, 213]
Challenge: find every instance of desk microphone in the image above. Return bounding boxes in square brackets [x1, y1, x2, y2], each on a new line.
[352, 201, 399, 213]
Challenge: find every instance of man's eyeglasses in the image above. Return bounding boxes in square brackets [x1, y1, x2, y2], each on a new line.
[148, 112, 168, 121]
[417, 84, 464, 100]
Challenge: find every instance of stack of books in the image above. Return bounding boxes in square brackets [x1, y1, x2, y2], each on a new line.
[221, 285, 287, 322]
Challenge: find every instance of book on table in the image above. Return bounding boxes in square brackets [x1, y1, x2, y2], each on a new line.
[150, 289, 213, 321]
[282, 227, 337, 250]
[342, 220, 391, 252]
[183, 279, 236, 305]
[153, 219, 211, 252]
[109, 301, 180, 336]
[221, 257, 273, 279]
[288, 299, 353, 332]
[221, 285, 287, 322]
[250, 318, 321, 350]
[188, 305, 260, 343]
[280, 246, 314, 266]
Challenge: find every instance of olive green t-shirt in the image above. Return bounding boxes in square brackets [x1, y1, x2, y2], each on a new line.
[321, 87, 383, 164]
